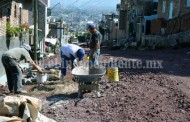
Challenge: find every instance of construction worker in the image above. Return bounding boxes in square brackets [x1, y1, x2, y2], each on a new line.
[1, 43, 43, 94]
[60, 44, 85, 79]
[87, 23, 102, 67]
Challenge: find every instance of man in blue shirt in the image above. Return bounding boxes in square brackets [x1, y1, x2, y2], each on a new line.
[87, 23, 102, 67]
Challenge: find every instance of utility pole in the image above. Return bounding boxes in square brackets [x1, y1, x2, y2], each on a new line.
[60, 20, 64, 46]
[34, 0, 38, 64]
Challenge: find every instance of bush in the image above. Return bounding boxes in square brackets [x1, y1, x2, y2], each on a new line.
[6, 22, 20, 37]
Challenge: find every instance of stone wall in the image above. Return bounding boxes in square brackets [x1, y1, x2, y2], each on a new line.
[142, 30, 190, 48]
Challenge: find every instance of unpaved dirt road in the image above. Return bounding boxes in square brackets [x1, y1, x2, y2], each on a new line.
[40, 48, 190, 122]
[1, 48, 190, 122]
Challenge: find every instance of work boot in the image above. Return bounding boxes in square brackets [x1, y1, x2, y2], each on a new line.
[15, 90, 27, 94]
[60, 75, 66, 81]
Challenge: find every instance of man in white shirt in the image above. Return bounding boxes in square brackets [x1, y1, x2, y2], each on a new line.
[60, 44, 85, 78]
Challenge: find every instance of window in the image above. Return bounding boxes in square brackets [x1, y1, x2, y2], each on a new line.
[7, 8, 11, 16]
[14, 5, 17, 17]
[187, 0, 190, 7]
[169, 1, 173, 19]
[0, 9, 2, 18]
[162, 1, 166, 13]
[153, 2, 158, 15]
[19, 7, 22, 25]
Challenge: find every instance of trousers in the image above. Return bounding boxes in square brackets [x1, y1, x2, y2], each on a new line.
[61, 54, 75, 76]
[1, 54, 22, 93]
[89, 49, 100, 67]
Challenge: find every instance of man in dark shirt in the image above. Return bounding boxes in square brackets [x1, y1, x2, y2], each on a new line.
[87, 23, 102, 66]
[1, 43, 43, 94]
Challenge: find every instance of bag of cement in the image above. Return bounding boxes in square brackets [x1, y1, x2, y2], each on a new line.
[35, 112, 56, 122]
[22, 95, 42, 111]
[0, 96, 27, 116]
[0, 116, 23, 122]
[0, 95, 42, 116]
[22, 103, 56, 122]
[17, 102, 56, 122]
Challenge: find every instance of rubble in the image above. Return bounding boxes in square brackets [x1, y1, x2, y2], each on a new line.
[0, 95, 56, 122]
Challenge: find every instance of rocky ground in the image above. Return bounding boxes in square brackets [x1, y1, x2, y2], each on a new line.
[1, 47, 190, 122]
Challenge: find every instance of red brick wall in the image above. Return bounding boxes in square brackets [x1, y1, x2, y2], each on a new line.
[22, 9, 29, 24]
[11, 1, 20, 27]
[167, 14, 190, 34]
[9, 1, 30, 27]
[151, 19, 167, 35]
[151, 19, 162, 35]
[158, 0, 190, 20]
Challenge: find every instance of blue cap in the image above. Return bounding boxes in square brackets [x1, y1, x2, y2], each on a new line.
[77, 49, 85, 61]
[87, 23, 96, 29]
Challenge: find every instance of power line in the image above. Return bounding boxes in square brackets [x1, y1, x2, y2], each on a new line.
[72, 0, 87, 6]
[66, 0, 79, 8]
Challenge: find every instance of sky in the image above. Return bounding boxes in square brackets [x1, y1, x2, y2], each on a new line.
[50, 0, 120, 9]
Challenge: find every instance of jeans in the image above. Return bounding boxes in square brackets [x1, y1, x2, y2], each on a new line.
[1, 55, 22, 93]
[61, 55, 75, 76]
[89, 49, 100, 67]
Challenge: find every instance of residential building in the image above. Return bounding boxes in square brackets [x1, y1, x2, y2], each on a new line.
[0, 0, 33, 77]
[142, 0, 190, 48]
[157, 0, 190, 34]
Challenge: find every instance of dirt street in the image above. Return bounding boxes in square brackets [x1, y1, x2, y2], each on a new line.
[1, 47, 190, 122]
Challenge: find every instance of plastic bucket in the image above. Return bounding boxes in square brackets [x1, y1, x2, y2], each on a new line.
[36, 73, 47, 83]
[85, 56, 89, 61]
[107, 67, 119, 82]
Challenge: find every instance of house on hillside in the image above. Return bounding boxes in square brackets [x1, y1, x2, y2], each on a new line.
[117, 0, 190, 49]
[142, 0, 190, 48]
[158, 0, 190, 34]
[100, 13, 125, 47]
[0, 0, 33, 49]
[0, 0, 49, 48]
[121, 0, 158, 48]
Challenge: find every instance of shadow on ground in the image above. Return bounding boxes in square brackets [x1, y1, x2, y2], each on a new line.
[47, 93, 79, 102]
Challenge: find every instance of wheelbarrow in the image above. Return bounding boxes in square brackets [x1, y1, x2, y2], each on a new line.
[72, 66, 106, 98]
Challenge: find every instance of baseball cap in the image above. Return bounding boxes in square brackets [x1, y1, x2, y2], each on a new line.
[77, 49, 85, 61]
[20, 43, 31, 51]
[87, 23, 96, 29]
